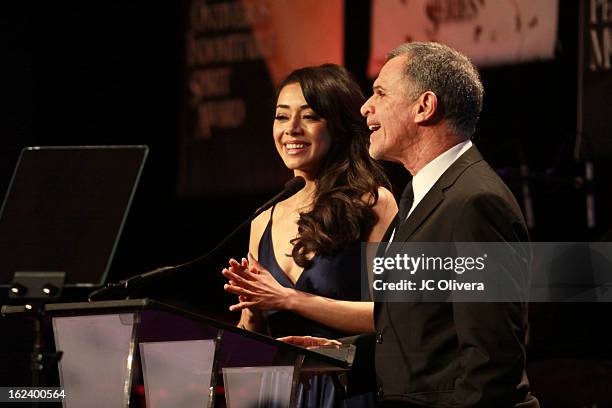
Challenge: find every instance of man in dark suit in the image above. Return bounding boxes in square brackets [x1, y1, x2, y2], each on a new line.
[360, 42, 537, 407]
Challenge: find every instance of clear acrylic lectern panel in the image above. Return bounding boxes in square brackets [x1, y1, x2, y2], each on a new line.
[223, 366, 294, 408]
[53, 313, 138, 408]
[140, 339, 216, 408]
[45, 299, 353, 408]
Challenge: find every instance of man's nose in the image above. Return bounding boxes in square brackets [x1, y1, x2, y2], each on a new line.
[360, 96, 373, 117]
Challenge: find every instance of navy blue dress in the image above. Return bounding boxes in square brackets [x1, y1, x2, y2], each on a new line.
[258, 207, 375, 408]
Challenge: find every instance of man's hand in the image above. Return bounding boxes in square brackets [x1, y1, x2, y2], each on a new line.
[276, 335, 342, 349]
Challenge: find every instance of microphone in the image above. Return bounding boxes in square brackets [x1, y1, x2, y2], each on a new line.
[256, 175, 306, 212]
[89, 176, 306, 301]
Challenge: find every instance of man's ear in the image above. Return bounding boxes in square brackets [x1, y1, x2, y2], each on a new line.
[414, 91, 438, 124]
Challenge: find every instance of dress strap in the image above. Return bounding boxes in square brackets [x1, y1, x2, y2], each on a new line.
[269, 204, 276, 222]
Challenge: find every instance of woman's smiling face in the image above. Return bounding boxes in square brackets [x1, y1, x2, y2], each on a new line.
[273, 82, 331, 178]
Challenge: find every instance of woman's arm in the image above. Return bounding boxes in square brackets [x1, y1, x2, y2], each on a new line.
[224, 189, 398, 334]
[286, 290, 375, 333]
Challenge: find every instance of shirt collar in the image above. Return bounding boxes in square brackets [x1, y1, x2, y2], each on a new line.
[409, 140, 472, 216]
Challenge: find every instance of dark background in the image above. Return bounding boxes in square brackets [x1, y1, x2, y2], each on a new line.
[1, 1, 611, 406]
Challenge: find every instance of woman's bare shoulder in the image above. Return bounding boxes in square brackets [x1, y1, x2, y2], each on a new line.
[362, 186, 396, 208]
[372, 186, 397, 216]
[367, 186, 398, 242]
[252, 207, 271, 231]
[249, 207, 272, 257]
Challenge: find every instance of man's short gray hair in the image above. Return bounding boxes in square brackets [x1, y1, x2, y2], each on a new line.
[388, 42, 484, 137]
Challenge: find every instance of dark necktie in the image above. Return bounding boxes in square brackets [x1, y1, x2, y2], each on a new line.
[397, 180, 414, 222]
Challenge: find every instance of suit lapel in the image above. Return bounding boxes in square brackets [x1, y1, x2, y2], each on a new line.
[374, 215, 399, 258]
[382, 216, 399, 242]
[393, 188, 444, 242]
[393, 145, 484, 243]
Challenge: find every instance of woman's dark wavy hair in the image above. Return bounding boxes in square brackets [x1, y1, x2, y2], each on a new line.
[275, 64, 391, 268]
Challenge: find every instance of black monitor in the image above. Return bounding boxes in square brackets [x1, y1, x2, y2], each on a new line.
[0, 146, 148, 287]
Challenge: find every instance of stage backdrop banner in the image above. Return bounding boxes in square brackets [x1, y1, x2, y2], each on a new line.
[179, 0, 343, 197]
[368, 0, 558, 76]
[577, 0, 612, 158]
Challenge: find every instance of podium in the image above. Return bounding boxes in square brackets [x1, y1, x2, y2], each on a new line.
[3, 299, 354, 408]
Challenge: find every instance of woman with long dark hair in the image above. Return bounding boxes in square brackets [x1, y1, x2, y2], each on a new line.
[222, 64, 397, 407]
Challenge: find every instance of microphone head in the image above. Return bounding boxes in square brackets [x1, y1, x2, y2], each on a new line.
[284, 176, 306, 194]
[253, 176, 306, 215]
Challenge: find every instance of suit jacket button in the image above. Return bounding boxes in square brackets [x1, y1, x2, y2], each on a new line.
[376, 332, 383, 344]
